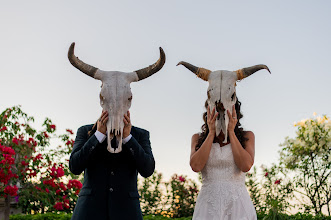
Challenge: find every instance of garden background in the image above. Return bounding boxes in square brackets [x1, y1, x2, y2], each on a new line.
[1, 1, 330, 219]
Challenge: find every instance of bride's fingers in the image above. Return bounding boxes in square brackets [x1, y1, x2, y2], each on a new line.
[227, 110, 232, 121]
[232, 105, 237, 118]
[212, 112, 218, 122]
[211, 107, 215, 118]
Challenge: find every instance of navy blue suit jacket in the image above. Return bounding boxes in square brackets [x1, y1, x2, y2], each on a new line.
[69, 125, 155, 220]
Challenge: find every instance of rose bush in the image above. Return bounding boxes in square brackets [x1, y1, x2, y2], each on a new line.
[0, 106, 82, 219]
[138, 172, 199, 218]
[246, 164, 294, 218]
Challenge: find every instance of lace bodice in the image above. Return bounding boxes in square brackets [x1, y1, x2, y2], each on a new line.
[193, 143, 257, 219]
[201, 143, 245, 185]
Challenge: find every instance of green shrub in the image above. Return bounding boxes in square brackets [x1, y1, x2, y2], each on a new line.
[10, 213, 72, 220]
[9, 213, 331, 220]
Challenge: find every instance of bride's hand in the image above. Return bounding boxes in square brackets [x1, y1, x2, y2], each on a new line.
[207, 106, 218, 136]
[227, 105, 238, 133]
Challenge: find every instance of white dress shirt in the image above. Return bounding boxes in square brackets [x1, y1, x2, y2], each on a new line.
[95, 130, 132, 144]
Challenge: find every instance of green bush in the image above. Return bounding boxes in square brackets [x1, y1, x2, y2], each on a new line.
[10, 213, 72, 220]
[9, 213, 331, 220]
[9, 214, 193, 220]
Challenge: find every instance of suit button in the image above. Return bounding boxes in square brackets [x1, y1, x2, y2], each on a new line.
[109, 188, 113, 192]
[111, 171, 114, 176]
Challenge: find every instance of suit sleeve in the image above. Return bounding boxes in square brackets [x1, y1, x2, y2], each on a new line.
[123, 130, 155, 178]
[69, 126, 99, 175]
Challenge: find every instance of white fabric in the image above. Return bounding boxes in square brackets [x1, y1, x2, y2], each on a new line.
[95, 131, 132, 145]
[122, 134, 132, 144]
[193, 143, 257, 220]
[95, 131, 106, 143]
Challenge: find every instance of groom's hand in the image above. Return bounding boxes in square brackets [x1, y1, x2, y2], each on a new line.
[97, 110, 108, 135]
[123, 111, 132, 139]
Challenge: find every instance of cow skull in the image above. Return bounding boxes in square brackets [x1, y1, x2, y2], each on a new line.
[68, 42, 165, 153]
[177, 62, 270, 143]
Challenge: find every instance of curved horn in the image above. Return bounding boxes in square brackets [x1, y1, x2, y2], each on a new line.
[177, 61, 211, 81]
[236, 64, 271, 80]
[68, 42, 98, 78]
[135, 47, 166, 81]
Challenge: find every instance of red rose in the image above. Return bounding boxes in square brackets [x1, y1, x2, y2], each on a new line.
[12, 137, 19, 145]
[265, 172, 268, 177]
[54, 202, 63, 211]
[66, 129, 74, 134]
[4, 185, 18, 196]
[57, 167, 65, 178]
[275, 179, 281, 185]
[178, 176, 186, 182]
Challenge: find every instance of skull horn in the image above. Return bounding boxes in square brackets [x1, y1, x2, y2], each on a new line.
[177, 61, 211, 81]
[68, 42, 98, 78]
[135, 47, 166, 81]
[236, 64, 271, 80]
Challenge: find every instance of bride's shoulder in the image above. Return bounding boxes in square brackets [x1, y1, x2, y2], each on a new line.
[244, 131, 255, 140]
[191, 133, 200, 142]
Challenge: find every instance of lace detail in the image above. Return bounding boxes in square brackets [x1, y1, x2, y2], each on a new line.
[193, 143, 257, 220]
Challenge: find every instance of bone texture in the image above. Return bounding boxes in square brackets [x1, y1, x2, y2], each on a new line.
[68, 43, 165, 153]
[177, 61, 211, 81]
[135, 47, 166, 81]
[237, 64, 271, 80]
[68, 42, 98, 78]
[179, 63, 270, 143]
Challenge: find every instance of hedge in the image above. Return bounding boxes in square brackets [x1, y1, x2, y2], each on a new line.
[9, 213, 331, 220]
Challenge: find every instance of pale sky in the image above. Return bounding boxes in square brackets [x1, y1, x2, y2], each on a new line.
[1, 1, 330, 182]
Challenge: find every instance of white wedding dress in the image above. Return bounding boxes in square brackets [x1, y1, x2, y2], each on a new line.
[193, 143, 257, 220]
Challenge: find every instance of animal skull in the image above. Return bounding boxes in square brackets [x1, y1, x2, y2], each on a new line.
[177, 62, 270, 143]
[68, 42, 165, 153]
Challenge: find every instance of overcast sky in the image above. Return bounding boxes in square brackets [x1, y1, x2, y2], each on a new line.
[1, 1, 330, 182]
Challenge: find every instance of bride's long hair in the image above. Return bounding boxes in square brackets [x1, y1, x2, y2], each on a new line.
[195, 98, 248, 151]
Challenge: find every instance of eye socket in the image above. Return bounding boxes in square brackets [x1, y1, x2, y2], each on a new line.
[128, 96, 132, 101]
[231, 92, 236, 101]
[207, 90, 211, 99]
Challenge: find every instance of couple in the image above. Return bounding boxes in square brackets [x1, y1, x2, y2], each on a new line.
[69, 100, 257, 220]
[68, 43, 269, 219]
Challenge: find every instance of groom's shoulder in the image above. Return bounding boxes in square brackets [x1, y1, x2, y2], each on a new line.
[132, 126, 149, 136]
[76, 124, 94, 134]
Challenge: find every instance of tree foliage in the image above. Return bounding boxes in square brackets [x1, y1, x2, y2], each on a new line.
[280, 115, 331, 215]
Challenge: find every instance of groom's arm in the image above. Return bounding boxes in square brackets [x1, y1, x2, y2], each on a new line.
[69, 125, 100, 175]
[123, 129, 155, 178]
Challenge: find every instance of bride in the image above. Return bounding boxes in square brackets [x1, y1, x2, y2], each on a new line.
[190, 100, 257, 220]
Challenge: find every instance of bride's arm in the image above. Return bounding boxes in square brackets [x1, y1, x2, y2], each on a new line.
[227, 106, 255, 172]
[190, 107, 218, 172]
[228, 131, 255, 172]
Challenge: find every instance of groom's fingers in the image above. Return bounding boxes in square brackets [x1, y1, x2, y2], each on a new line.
[124, 114, 130, 123]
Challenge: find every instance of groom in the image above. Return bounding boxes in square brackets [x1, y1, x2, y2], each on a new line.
[69, 110, 155, 220]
